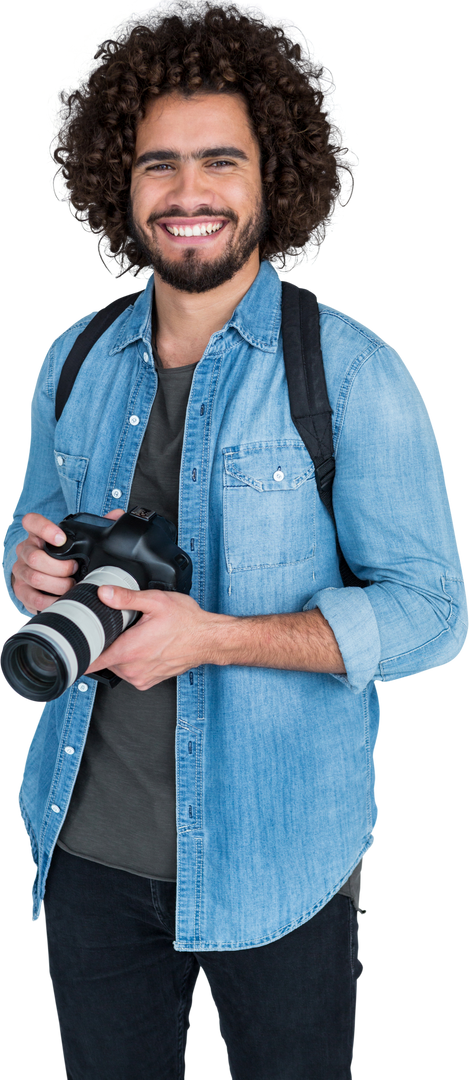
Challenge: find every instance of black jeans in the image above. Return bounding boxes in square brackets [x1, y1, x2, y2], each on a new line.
[44, 846, 362, 1080]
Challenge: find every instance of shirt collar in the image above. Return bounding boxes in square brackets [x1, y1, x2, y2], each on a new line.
[224, 261, 282, 352]
[109, 260, 282, 356]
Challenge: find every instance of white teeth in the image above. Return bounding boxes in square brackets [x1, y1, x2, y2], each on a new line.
[166, 222, 223, 236]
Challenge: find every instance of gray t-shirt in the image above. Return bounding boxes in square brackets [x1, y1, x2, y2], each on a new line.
[58, 352, 361, 906]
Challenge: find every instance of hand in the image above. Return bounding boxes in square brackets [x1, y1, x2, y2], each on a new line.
[86, 585, 224, 690]
[12, 509, 125, 615]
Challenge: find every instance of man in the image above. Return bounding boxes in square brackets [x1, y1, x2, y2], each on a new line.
[3, 5, 466, 1078]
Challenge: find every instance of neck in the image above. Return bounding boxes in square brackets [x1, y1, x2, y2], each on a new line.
[153, 250, 260, 368]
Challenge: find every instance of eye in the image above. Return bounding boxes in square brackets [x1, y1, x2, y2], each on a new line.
[147, 163, 174, 172]
[145, 158, 233, 171]
[209, 160, 234, 168]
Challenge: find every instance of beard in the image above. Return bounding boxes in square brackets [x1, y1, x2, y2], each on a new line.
[127, 197, 269, 294]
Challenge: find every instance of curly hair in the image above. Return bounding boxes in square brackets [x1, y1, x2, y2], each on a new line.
[54, 3, 351, 272]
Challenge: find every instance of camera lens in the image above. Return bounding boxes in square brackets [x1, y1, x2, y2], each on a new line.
[1, 566, 140, 702]
[19, 641, 58, 681]
[2, 633, 69, 702]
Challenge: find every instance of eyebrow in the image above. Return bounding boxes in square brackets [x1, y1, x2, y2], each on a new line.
[134, 146, 249, 167]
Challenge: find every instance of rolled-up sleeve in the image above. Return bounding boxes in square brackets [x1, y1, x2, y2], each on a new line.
[308, 342, 467, 694]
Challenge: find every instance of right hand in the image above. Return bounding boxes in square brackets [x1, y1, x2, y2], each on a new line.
[12, 510, 126, 616]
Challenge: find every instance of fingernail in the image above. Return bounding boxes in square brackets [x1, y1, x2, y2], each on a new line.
[72, 562, 79, 574]
[54, 532, 66, 545]
[100, 585, 114, 600]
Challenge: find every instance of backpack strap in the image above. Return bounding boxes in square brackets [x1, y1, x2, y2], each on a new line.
[281, 281, 366, 589]
[55, 291, 144, 422]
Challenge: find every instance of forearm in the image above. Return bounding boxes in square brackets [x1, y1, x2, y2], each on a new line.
[205, 608, 346, 674]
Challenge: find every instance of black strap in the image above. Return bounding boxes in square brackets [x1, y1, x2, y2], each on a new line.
[55, 291, 144, 421]
[55, 281, 365, 588]
[281, 282, 365, 588]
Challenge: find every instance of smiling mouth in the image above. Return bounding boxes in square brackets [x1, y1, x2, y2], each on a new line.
[167, 221, 224, 236]
[159, 220, 228, 239]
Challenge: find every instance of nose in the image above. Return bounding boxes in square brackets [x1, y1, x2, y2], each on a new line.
[166, 161, 214, 212]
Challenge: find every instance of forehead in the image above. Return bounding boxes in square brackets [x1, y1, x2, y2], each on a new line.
[135, 91, 257, 154]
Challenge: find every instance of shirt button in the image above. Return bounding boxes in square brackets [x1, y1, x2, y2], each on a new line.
[143, 352, 149, 363]
[78, 682, 88, 692]
[51, 805, 60, 814]
[112, 488, 122, 499]
[64, 746, 75, 755]
[273, 469, 284, 482]
[56, 455, 64, 466]
[129, 415, 140, 425]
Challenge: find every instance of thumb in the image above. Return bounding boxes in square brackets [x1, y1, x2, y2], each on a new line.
[103, 509, 126, 521]
[98, 584, 140, 608]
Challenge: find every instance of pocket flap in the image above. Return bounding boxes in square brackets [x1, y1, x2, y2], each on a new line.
[54, 451, 89, 484]
[223, 441, 314, 491]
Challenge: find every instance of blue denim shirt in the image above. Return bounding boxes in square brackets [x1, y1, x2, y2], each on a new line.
[4, 262, 466, 947]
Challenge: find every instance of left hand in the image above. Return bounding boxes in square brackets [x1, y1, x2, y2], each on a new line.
[85, 585, 222, 690]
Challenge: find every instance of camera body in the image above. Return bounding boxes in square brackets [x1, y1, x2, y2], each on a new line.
[44, 506, 192, 594]
[1, 507, 192, 702]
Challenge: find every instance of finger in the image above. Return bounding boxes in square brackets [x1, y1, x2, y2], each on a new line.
[97, 585, 168, 614]
[20, 566, 77, 595]
[14, 584, 60, 615]
[103, 509, 126, 520]
[23, 545, 78, 579]
[22, 513, 67, 547]
[86, 650, 121, 675]
[34, 591, 61, 612]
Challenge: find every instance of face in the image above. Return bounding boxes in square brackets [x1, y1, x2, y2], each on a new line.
[129, 92, 268, 293]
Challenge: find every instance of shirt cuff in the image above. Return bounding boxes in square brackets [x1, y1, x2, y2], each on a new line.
[304, 586, 381, 693]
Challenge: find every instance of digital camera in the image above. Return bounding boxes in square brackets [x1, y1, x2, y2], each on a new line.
[1, 507, 192, 703]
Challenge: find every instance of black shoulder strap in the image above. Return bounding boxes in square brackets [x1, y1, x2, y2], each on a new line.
[55, 281, 365, 589]
[281, 281, 366, 589]
[55, 291, 144, 422]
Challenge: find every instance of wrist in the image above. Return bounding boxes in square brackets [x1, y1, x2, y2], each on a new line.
[197, 612, 241, 667]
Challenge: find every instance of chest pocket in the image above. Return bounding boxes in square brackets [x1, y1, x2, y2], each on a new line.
[223, 441, 316, 571]
[54, 451, 89, 514]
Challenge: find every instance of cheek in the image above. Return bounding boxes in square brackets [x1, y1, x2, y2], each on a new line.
[130, 178, 157, 220]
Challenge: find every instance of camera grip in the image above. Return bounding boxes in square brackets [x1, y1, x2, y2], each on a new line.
[88, 668, 122, 689]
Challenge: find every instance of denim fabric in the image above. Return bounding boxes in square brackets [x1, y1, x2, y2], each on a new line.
[3, 261, 466, 946]
[44, 845, 361, 1080]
